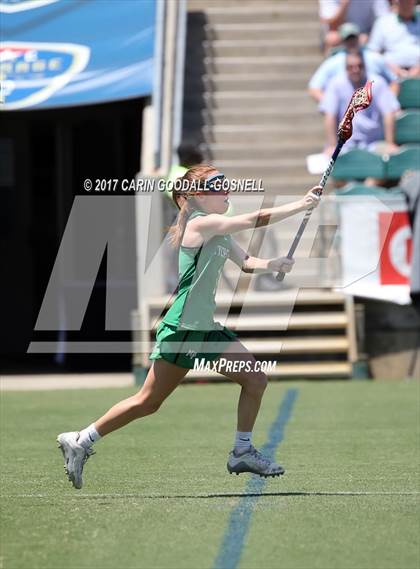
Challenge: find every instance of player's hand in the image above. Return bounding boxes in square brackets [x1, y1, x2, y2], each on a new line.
[301, 187, 322, 210]
[268, 257, 295, 274]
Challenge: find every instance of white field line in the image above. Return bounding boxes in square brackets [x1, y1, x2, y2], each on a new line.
[0, 373, 134, 391]
[4, 491, 420, 499]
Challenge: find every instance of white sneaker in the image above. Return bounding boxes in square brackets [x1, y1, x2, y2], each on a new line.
[227, 445, 285, 477]
[57, 431, 95, 489]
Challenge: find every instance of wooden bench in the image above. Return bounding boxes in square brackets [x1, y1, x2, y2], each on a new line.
[132, 289, 356, 380]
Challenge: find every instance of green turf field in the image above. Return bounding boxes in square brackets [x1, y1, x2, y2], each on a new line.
[1, 381, 419, 569]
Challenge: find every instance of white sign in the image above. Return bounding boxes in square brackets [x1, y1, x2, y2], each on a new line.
[338, 196, 412, 305]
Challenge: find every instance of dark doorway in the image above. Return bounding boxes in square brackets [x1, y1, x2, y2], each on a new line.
[0, 97, 144, 373]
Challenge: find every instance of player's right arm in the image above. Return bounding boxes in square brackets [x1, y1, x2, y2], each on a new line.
[191, 188, 321, 239]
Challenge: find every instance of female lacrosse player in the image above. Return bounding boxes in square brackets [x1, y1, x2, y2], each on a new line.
[57, 164, 320, 489]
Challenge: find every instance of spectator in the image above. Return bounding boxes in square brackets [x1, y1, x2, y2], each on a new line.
[319, 0, 390, 54]
[368, 0, 420, 78]
[167, 141, 203, 182]
[320, 50, 401, 158]
[309, 22, 397, 102]
[167, 142, 203, 209]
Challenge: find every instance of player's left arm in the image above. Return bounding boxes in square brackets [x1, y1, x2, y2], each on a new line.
[229, 239, 294, 274]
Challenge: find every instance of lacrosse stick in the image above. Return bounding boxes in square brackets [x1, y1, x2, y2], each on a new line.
[276, 80, 373, 281]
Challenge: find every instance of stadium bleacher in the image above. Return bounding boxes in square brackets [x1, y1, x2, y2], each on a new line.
[396, 78, 420, 147]
[387, 146, 420, 180]
[395, 111, 420, 146]
[332, 145, 420, 184]
[332, 148, 385, 181]
[334, 183, 401, 197]
[398, 78, 420, 110]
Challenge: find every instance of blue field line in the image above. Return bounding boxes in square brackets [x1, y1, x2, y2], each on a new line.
[213, 388, 299, 569]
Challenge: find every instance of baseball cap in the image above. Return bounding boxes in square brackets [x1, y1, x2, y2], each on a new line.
[339, 23, 360, 40]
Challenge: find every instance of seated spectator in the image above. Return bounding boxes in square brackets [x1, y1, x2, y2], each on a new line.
[319, 0, 390, 54]
[320, 51, 401, 161]
[368, 0, 420, 78]
[309, 23, 398, 102]
[167, 142, 203, 209]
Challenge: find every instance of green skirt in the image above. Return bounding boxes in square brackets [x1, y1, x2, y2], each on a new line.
[149, 321, 238, 369]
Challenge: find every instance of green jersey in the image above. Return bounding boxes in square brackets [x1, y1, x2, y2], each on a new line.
[162, 210, 232, 331]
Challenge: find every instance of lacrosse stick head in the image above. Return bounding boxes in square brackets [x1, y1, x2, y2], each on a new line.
[337, 80, 373, 142]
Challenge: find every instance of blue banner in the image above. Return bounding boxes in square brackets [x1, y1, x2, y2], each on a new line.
[0, 0, 156, 110]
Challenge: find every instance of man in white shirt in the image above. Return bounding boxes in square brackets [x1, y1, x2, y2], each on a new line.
[309, 23, 397, 102]
[368, 0, 420, 78]
[319, 0, 390, 54]
[320, 51, 401, 157]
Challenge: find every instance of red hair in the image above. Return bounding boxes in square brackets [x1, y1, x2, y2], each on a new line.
[168, 164, 218, 248]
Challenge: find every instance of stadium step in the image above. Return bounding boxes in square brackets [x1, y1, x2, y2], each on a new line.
[180, 0, 327, 273]
[202, 124, 321, 144]
[136, 290, 357, 379]
[189, 0, 309, 9]
[184, 91, 318, 111]
[201, 22, 321, 42]
[203, 39, 319, 58]
[257, 176, 322, 194]
[198, 4, 321, 25]
[220, 313, 348, 331]
[201, 160, 314, 179]
[184, 108, 318, 128]
[187, 25, 321, 48]
[196, 73, 311, 92]
[189, 0, 293, 7]
[204, 56, 320, 76]
[207, 143, 320, 161]
[183, 0, 324, 166]
[147, 290, 349, 309]
[242, 336, 350, 354]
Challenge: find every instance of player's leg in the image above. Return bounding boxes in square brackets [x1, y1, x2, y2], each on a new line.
[214, 338, 267, 432]
[93, 359, 189, 435]
[213, 338, 284, 477]
[57, 359, 189, 488]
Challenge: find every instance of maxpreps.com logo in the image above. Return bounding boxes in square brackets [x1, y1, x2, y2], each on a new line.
[0, 42, 90, 109]
[0, 0, 59, 13]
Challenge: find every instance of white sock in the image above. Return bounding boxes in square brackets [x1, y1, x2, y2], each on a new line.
[77, 424, 102, 449]
[234, 431, 252, 454]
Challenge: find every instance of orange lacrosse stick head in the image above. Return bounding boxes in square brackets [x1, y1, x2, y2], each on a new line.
[337, 80, 373, 142]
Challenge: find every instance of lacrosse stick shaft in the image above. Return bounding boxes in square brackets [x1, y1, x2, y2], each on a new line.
[275, 79, 373, 283]
[276, 140, 344, 282]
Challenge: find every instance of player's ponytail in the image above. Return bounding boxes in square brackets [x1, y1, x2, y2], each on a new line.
[168, 198, 193, 248]
[168, 164, 218, 248]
